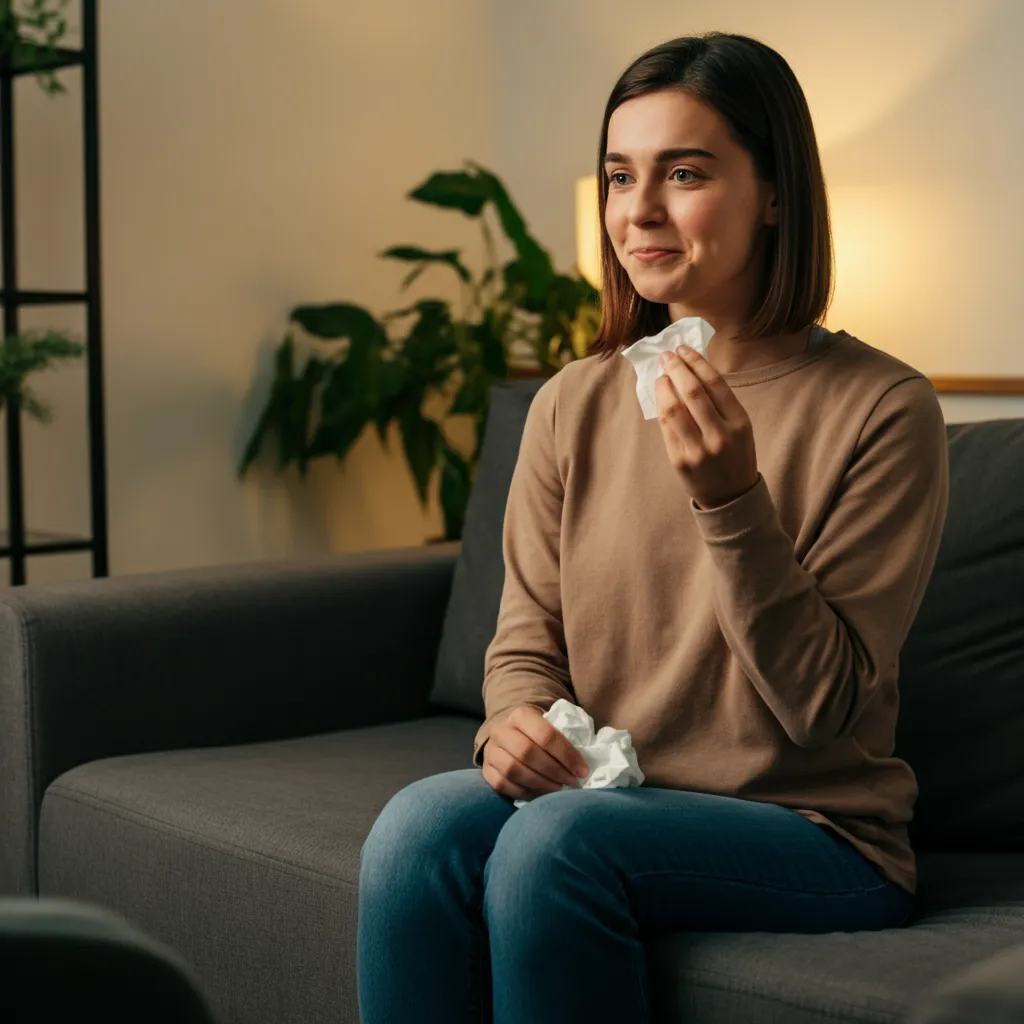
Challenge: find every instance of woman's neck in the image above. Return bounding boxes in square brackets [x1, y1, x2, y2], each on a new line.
[665, 304, 811, 375]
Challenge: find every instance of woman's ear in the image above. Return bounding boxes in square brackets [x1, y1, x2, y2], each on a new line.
[763, 184, 779, 227]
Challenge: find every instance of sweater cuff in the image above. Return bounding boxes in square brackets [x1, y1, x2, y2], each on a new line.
[690, 473, 776, 544]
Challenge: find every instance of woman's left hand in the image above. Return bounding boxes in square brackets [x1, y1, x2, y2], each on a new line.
[655, 345, 760, 510]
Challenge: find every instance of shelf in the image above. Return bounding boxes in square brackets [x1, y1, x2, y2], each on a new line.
[0, 289, 88, 305]
[0, 3, 105, 587]
[0, 528, 93, 557]
[0, 43, 84, 77]
[507, 365, 545, 379]
[929, 376, 1024, 396]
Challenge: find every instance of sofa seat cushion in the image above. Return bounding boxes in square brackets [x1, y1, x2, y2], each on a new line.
[38, 715, 482, 1024]
[38, 718, 1024, 1024]
[647, 851, 1024, 1022]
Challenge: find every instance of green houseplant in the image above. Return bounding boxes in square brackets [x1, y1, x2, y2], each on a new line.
[238, 160, 601, 541]
[0, 330, 84, 422]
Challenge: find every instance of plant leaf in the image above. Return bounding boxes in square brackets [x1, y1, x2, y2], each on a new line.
[439, 442, 471, 541]
[370, 357, 409, 448]
[381, 245, 472, 284]
[407, 171, 489, 217]
[448, 374, 487, 416]
[473, 310, 507, 379]
[290, 302, 387, 352]
[401, 300, 458, 387]
[238, 404, 273, 477]
[398, 407, 441, 507]
[293, 358, 328, 474]
[399, 263, 428, 291]
[308, 358, 370, 463]
[467, 162, 554, 302]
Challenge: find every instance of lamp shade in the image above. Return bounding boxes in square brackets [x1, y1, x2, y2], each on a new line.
[575, 175, 601, 288]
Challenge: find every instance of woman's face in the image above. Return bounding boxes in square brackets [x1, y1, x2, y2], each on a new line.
[603, 88, 777, 326]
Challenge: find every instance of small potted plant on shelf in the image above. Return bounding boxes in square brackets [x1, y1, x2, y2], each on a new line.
[0, 0, 72, 95]
[0, 330, 84, 422]
[238, 160, 600, 542]
[0, 1, 82, 424]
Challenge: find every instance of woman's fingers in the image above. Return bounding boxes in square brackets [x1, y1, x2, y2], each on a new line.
[512, 710, 590, 783]
[482, 761, 531, 801]
[488, 741, 569, 794]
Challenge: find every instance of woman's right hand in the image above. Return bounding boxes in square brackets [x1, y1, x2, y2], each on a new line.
[481, 705, 590, 802]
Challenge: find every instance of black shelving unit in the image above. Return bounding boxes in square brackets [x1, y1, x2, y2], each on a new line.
[0, 0, 108, 586]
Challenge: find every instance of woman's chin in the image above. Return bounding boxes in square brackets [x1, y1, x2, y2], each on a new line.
[631, 282, 690, 306]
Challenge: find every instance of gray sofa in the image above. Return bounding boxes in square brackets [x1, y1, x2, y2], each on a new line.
[2, 379, 1023, 1024]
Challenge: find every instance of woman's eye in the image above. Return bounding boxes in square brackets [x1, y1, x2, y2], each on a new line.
[607, 169, 699, 188]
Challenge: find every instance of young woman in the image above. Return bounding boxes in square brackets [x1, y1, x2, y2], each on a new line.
[358, 31, 949, 1023]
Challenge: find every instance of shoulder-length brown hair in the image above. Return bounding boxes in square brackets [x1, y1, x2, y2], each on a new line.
[589, 32, 833, 361]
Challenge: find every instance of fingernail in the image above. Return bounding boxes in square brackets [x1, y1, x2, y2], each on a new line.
[659, 351, 672, 367]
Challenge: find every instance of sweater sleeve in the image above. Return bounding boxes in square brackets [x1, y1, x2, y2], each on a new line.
[471, 376, 576, 768]
[690, 375, 950, 751]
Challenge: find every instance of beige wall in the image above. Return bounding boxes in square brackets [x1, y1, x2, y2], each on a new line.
[8, 0, 497, 583]
[492, 0, 1024, 404]
[5, 0, 1023, 584]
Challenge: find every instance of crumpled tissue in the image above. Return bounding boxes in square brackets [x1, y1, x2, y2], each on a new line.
[513, 698, 645, 808]
[620, 316, 715, 420]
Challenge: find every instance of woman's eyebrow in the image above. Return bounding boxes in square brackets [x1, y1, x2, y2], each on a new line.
[603, 147, 717, 165]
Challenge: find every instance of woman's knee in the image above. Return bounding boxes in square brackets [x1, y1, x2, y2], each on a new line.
[484, 791, 598, 901]
[359, 769, 500, 886]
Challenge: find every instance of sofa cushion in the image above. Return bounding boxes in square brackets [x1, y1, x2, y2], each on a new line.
[907, 939, 1024, 1024]
[895, 419, 1024, 851]
[37, 719, 1024, 1024]
[647, 849, 1024, 1023]
[37, 718, 483, 1024]
[429, 378, 546, 718]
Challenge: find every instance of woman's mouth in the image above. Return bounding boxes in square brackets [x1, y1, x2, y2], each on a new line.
[632, 249, 680, 264]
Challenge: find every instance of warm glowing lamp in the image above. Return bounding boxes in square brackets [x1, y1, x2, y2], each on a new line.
[575, 175, 601, 288]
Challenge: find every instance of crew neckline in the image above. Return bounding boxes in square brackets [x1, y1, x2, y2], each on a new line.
[719, 323, 838, 387]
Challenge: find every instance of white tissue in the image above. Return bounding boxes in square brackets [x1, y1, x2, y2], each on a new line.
[513, 698, 645, 808]
[620, 316, 715, 420]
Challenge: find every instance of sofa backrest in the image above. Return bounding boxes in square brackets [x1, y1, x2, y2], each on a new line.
[431, 380, 545, 718]
[430, 380, 1024, 853]
[895, 418, 1024, 851]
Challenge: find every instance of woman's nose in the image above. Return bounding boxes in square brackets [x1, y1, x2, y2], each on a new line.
[625, 183, 668, 226]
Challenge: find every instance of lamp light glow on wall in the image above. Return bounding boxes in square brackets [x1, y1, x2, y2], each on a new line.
[572, 169, 1023, 393]
[575, 175, 601, 289]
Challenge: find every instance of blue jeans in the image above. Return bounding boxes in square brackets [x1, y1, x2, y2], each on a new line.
[357, 768, 914, 1023]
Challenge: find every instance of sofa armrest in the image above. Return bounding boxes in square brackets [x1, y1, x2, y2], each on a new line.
[908, 941, 1024, 1023]
[0, 543, 459, 894]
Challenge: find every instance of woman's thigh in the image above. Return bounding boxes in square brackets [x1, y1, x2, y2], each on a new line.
[492, 785, 913, 933]
[360, 767, 515, 880]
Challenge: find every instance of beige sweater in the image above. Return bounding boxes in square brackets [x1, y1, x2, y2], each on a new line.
[472, 326, 949, 896]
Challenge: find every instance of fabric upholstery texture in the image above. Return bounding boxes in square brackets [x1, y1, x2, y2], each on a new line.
[38, 717, 1024, 1024]
[429, 379, 545, 718]
[0, 544, 458, 895]
[895, 419, 1024, 850]
[906, 941, 1024, 1024]
[9, 392, 1024, 1022]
